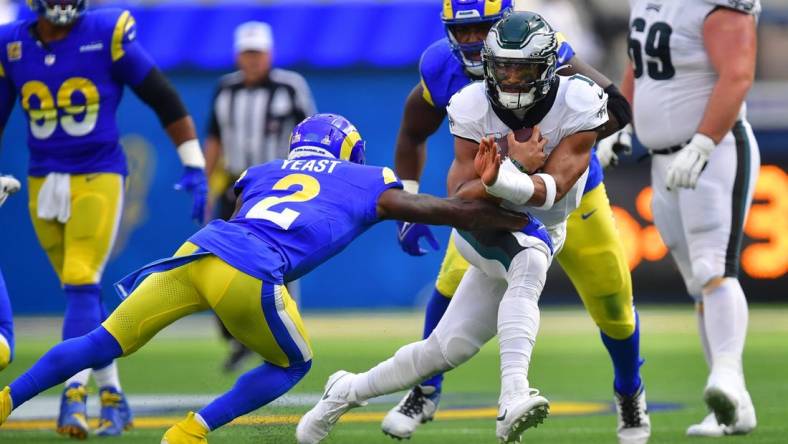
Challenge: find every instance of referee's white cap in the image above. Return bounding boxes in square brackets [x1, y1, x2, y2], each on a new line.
[235, 21, 273, 54]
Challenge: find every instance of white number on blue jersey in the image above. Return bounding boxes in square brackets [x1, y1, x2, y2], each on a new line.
[245, 173, 321, 229]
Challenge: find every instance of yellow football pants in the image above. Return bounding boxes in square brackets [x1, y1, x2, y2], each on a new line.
[434, 183, 635, 339]
[103, 242, 312, 368]
[28, 173, 124, 286]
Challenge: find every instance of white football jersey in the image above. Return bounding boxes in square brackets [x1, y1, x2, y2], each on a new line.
[447, 76, 608, 228]
[628, 0, 760, 149]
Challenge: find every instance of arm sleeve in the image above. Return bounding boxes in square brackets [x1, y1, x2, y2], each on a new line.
[703, 0, 760, 15]
[366, 166, 403, 223]
[110, 11, 157, 87]
[130, 68, 189, 127]
[0, 65, 16, 131]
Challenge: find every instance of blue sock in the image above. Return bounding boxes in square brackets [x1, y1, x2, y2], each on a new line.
[63, 284, 112, 369]
[600, 310, 643, 397]
[199, 360, 312, 430]
[0, 269, 14, 359]
[9, 327, 122, 408]
[420, 288, 451, 391]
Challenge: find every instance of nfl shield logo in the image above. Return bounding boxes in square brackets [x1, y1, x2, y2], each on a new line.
[7, 42, 21, 61]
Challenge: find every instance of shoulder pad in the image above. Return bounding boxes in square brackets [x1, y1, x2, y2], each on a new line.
[419, 39, 462, 109]
[703, 0, 760, 15]
[446, 82, 488, 141]
[565, 75, 606, 114]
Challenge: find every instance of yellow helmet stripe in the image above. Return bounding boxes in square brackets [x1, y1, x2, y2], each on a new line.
[485, 0, 503, 17]
[443, 0, 453, 20]
[340, 130, 362, 161]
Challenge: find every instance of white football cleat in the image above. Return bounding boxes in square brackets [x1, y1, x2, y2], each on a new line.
[728, 389, 756, 434]
[686, 413, 725, 437]
[615, 385, 651, 444]
[703, 369, 741, 427]
[495, 388, 549, 444]
[296, 371, 367, 444]
[381, 385, 440, 439]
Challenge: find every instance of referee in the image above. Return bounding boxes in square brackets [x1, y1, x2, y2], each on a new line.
[205, 20, 316, 220]
[204, 21, 316, 372]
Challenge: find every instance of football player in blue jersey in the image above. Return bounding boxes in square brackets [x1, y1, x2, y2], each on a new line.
[0, 0, 208, 438]
[387, 2, 647, 443]
[0, 113, 532, 444]
[0, 175, 21, 372]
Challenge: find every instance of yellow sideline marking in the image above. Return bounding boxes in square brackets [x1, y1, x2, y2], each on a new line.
[1, 402, 607, 431]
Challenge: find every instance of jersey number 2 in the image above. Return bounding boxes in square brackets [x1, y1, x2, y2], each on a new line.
[629, 18, 675, 80]
[245, 174, 321, 230]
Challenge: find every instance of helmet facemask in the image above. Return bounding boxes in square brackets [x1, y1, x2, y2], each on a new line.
[30, 0, 87, 26]
[483, 50, 556, 110]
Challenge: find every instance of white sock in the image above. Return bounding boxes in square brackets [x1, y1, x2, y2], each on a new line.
[696, 303, 713, 369]
[498, 249, 546, 402]
[702, 278, 748, 375]
[65, 369, 91, 388]
[93, 361, 122, 391]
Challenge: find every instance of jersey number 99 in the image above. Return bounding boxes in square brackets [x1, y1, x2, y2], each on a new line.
[246, 174, 321, 230]
[21, 78, 100, 140]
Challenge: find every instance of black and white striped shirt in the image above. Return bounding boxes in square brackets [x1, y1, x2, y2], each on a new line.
[207, 69, 316, 176]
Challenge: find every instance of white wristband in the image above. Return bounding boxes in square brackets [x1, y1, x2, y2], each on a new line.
[402, 180, 419, 194]
[177, 139, 206, 169]
[533, 173, 557, 210]
[484, 159, 535, 205]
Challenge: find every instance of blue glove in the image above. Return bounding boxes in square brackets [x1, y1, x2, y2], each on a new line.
[396, 221, 440, 256]
[174, 166, 208, 225]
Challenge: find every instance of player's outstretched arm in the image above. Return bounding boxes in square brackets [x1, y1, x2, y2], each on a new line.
[560, 56, 632, 139]
[394, 83, 446, 189]
[376, 188, 528, 232]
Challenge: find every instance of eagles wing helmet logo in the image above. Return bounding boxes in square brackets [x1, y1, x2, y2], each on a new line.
[525, 33, 557, 57]
[7, 42, 21, 61]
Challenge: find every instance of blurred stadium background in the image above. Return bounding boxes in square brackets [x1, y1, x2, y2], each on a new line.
[0, 0, 786, 443]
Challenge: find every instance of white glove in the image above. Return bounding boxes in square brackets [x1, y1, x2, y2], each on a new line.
[0, 175, 21, 207]
[665, 133, 715, 190]
[596, 124, 633, 169]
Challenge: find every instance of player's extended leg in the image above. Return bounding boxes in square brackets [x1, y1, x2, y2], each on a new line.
[382, 233, 469, 437]
[163, 255, 313, 443]
[0, 244, 211, 429]
[556, 183, 650, 444]
[0, 268, 14, 371]
[676, 124, 759, 435]
[297, 266, 504, 444]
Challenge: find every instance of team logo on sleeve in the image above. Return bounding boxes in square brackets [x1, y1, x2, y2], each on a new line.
[6, 42, 21, 61]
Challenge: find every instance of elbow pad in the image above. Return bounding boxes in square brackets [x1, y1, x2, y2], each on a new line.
[604, 84, 632, 129]
[131, 68, 189, 127]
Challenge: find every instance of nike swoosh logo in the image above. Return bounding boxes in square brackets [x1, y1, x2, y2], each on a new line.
[85, 174, 101, 182]
[597, 90, 604, 99]
[496, 409, 507, 421]
[581, 209, 597, 220]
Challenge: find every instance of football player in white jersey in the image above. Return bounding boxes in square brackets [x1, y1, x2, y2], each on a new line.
[621, 0, 760, 437]
[296, 12, 650, 444]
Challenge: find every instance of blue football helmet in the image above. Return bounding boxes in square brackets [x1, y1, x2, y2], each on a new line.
[441, 0, 513, 77]
[289, 114, 366, 165]
[28, 0, 88, 25]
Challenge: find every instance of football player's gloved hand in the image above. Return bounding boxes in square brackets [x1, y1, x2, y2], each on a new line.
[397, 221, 440, 256]
[175, 167, 208, 224]
[0, 175, 21, 207]
[666, 133, 715, 190]
[596, 124, 633, 169]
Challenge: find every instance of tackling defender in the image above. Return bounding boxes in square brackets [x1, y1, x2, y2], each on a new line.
[0, 113, 531, 444]
[298, 12, 649, 444]
[0, 175, 21, 372]
[388, 1, 647, 442]
[623, 0, 760, 436]
[0, 0, 208, 438]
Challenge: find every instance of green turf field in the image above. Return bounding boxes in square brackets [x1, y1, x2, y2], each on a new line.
[0, 306, 786, 443]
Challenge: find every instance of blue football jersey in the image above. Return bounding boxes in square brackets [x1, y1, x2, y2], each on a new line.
[189, 157, 403, 283]
[0, 9, 156, 176]
[419, 35, 603, 194]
